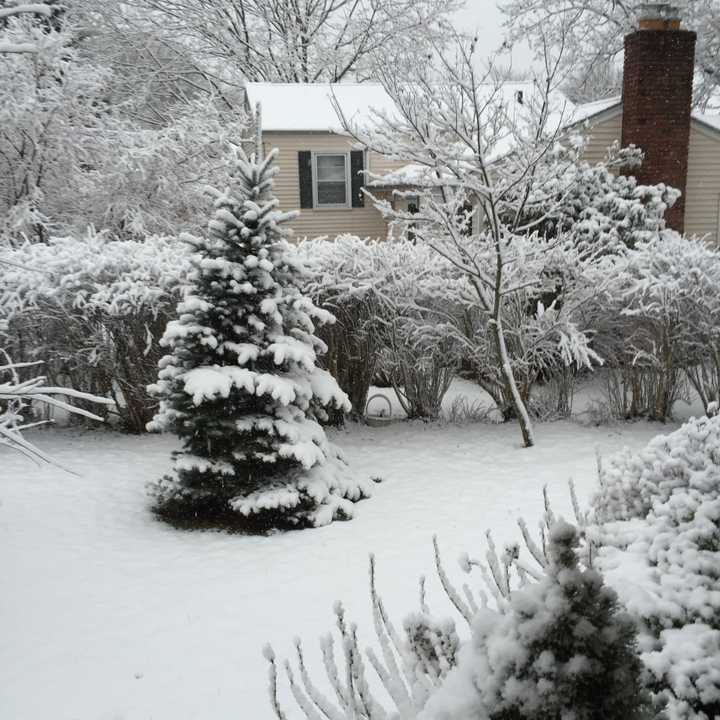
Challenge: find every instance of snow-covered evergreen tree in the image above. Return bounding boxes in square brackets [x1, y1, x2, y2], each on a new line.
[267, 518, 653, 720]
[147, 130, 369, 532]
[455, 520, 654, 720]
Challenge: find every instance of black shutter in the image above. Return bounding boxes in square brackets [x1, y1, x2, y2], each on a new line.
[350, 150, 365, 208]
[298, 151, 313, 208]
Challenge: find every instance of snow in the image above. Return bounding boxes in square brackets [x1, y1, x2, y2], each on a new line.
[0, 41, 39, 53]
[245, 82, 399, 132]
[566, 96, 720, 138]
[694, 112, 720, 133]
[0, 4, 52, 20]
[0, 384, 683, 720]
[245, 82, 575, 137]
[369, 162, 451, 189]
[567, 96, 622, 126]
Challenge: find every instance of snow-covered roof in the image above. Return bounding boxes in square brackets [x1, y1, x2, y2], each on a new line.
[369, 163, 456, 189]
[246, 81, 720, 140]
[568, 97, 720, 137]
[694, 112, 720, 134]
[568, 96, 622, 125]
[245, 81, 575, 135]
[245, 82, 397, 132]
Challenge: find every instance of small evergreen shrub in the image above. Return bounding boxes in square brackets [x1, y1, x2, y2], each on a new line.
[424, 521, 653, 720]
[267, 519, 651, 720]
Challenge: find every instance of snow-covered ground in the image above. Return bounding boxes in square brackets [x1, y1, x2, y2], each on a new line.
[0, 380, 693, 720]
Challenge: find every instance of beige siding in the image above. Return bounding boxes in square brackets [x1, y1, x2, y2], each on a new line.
[267, 119, 720, 244]
[264, 131, 404, 240]
[581, 111, 623, 164]
[685, 123, 720, 244]
[580, 111, 720, 244]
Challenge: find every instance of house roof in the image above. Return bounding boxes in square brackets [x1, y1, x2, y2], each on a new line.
[694, 112, 720, 134]
[246, 80, 720, 138]
[244, 82, 398, 132]
[245, 81, 576, 136]
[569, 97, 720, 137]
[567, 96, 622, 124]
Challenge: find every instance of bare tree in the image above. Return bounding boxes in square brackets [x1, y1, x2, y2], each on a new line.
[334, 35, 603, 448]
[127, 0, 459, 83]
[501, 0, 720, 110]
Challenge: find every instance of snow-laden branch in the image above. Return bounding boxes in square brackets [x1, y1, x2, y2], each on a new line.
[0, 352, 113, 471]
[0, 4, 52, 20]
[0, 41, 39, 53]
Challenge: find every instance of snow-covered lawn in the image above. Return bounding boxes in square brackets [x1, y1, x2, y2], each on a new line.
[0, 400, 684, 720]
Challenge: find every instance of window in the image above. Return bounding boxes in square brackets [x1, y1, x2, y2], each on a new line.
[313, 153, 350, 208]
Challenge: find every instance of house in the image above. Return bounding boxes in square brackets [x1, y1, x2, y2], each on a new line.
[572, 2, 720, 243]
[245, 3, 720, 244]
[244, 82, 403, 240]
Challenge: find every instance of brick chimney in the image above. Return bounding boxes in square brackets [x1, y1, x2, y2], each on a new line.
[621, 3, 696, 233]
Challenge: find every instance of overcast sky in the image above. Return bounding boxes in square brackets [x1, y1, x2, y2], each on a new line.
[454, 1, 535, 70]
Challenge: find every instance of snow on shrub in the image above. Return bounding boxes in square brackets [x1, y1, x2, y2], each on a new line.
[589, 231, 720, 421]
[267, 513, 650, 720]
[517, 143, 678, 253]
[420, 522, 651, 720]
[1, 229, 189, 315]
[592, 413, 720, 718]
[298, 233, 601, 422]
[147, 137, 368, 532]
[594, 413, 720, 523]
[0, 230, 190, 432]
[296, 234, 465, 419]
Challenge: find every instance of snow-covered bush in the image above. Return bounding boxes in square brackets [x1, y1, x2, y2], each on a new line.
[297, 235, 464, 420]
[300, 232, 601, 423]
[423, 521, 652, 720]
[147, 138, 369, 532]
[514, 143, 678, 253]
[380, 318, 459, 419]
[296, 235, 386, 420]
[266, 518, 651, 720]
[588, 231, 720, 421]
[454, 232, 604, 422]
[0, 230, 190, 432]
[592, 414, 720, 718]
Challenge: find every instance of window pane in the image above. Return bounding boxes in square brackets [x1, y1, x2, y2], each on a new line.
[317, 181, 346, 205]
[316, 155, 346, 182]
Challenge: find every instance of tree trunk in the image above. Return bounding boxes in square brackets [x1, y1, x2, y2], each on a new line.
[490, 318, 535, 447]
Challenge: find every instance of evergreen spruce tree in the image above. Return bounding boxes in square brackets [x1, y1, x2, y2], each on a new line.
[472, 520, 654, 720]
[148, 124, 369, 532]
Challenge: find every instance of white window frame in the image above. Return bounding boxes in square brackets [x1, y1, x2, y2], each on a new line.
[312, 151, 351, 210]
